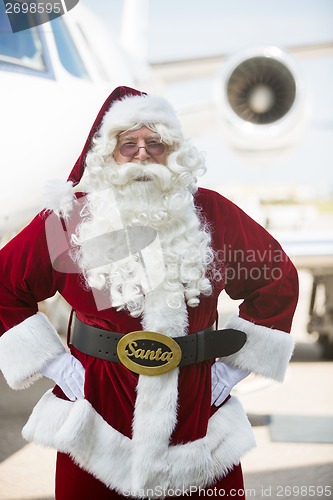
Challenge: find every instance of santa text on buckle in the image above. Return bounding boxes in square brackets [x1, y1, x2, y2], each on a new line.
[117, 331, 182, 376]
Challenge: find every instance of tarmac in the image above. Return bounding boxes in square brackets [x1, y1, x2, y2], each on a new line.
[0, 270, 332, 499]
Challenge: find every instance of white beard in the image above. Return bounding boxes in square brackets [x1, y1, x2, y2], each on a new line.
[71, 158, 213, 332]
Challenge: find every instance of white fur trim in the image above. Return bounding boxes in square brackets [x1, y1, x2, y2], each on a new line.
[128, 285, 189, 493]
[22, 391, 255, 497]
[22, 390, 132, 493]
[0, 312, 65, 389]
[43, 179, 75, 219]
[220, 315, 295, 382]
[131, 370, 180, 493]
[100, 94, 182, 138]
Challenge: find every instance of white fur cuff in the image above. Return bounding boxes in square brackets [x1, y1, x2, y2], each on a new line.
[220, 315, 295, 382]
[0, 312, 65, 389]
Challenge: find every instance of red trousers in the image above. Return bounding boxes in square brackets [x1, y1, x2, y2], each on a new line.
[55, 452, 245, 499]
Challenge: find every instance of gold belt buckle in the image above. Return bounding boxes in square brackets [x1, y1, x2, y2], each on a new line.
[117, 331, 182, 376]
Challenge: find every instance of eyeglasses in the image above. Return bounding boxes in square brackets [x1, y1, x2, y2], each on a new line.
[118, 141, 166, 157]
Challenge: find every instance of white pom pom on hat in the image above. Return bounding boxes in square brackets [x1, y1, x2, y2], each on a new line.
[43, 179, 75, 219]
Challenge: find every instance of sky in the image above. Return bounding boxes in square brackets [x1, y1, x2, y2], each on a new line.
[81, 0, 333, 62]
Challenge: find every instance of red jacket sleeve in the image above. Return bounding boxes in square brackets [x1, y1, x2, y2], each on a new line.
[198, 188, 298, 381]
[0, 212, 59, 333]
[221, 198, 298, 333]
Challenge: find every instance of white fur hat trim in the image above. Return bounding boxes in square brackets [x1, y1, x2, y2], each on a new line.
[99, 94, 182, 138]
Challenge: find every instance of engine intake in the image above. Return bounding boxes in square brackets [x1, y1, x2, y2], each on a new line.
[227, 56, 296, 124]
[216, 46, 307, 151]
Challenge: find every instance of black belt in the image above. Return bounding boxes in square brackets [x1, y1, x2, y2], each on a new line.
[69, 316, 246, 376]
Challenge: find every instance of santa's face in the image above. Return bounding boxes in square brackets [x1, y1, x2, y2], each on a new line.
[113, 126, 169, 168]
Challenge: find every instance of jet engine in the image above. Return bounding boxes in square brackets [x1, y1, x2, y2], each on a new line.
[215, 46, 308, 151]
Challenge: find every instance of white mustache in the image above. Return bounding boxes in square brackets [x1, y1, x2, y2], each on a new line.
[105, 162, 173, 191]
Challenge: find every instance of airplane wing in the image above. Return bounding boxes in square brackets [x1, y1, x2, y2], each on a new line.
[151, 42, 333, 83]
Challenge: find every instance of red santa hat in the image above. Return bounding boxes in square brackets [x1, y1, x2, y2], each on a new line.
[44, 86, 182, 214]
[69, 86, 145, 186]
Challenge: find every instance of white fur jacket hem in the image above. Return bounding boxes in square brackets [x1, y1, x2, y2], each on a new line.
[22, 390, 255, 497]
[220, 315, 295, 382]
[0, 312, 65, 389]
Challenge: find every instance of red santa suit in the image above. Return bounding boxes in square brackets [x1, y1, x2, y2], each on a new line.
[0, 87, 298, 499]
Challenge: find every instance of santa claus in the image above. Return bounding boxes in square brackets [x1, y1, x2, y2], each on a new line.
[0, 86, 298, 499]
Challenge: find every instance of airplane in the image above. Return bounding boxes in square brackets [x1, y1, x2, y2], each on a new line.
[1, 0, 333, 357]
[0, 0, 161, 238]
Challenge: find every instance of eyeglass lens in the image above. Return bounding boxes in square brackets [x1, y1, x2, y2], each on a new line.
[119, 142, 166, 157]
